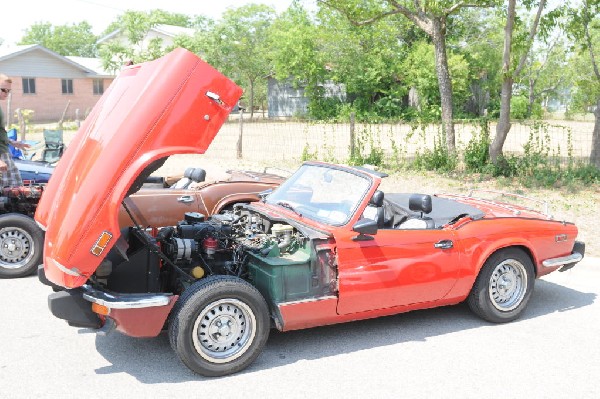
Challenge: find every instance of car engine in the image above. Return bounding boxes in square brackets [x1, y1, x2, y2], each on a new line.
[157, 206, 307, 278]
[98, 204, 337, 305]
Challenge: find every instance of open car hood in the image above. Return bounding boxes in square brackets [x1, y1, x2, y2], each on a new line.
[34, 48, 242, 287]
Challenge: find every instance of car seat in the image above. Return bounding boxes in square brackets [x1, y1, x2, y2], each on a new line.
[171, 167, 207, 189]
[367, 190, 392, 229]
[403, 194, 436, 229]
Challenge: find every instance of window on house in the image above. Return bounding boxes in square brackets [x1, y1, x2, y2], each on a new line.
[61, 79, 73, 94]
[93, 79, 104, 95]
[22, 78, 36, 94]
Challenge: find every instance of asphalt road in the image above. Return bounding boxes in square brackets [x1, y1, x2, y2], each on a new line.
[1, 258, 599, 399]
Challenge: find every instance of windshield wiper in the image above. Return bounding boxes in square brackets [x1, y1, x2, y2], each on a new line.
[277, 201, 302, 217]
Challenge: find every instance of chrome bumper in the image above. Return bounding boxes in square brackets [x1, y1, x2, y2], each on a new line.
[82, 284, 173, 309]
[542, 241, 585, 271]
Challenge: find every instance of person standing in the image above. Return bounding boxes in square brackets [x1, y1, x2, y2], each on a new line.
[0, 73, 29, 187]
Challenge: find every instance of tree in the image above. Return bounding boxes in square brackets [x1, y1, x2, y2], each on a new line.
[450, 8, 505, 117]
[19, 22, 97, 57]
[489, 0, 551, 163]
[101, 9, 192, 36]
[268, 2, 326, 100]
[319, 0, 498, 154]
[566, 0, 600, 168]
[98, 10, 193, 72]
[204, 4, 277, 119]
[402, 41, 471, 118]
[317, 6, 414, 119]
[521, 38, 569, 118]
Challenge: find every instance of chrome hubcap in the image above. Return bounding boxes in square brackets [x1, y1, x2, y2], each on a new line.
[0, 227, 34, 269]
[192, 298, 256, 363]
[489, 259, 527, 311]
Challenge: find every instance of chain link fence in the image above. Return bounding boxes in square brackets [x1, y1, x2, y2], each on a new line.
[209, 116, 596, 167]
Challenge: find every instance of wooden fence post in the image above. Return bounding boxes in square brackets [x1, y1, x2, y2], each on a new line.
[15, 108, 27, 140]
[237, 108, 244, 159]
[57, 100, 70, 130]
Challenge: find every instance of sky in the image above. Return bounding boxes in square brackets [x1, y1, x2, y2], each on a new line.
[2, 0, 299, 46]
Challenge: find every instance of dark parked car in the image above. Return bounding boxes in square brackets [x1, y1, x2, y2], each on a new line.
[14, 159, 54, 184]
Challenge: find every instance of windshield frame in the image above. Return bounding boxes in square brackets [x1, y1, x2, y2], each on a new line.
[265, 163, 374, 227]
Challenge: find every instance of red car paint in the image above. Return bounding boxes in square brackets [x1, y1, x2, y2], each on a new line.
[35, 48, 242, 288]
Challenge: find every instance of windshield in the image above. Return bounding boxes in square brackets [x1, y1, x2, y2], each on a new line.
[266, 164, 372, 226]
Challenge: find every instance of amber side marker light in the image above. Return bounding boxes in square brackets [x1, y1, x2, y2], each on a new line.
[92, 302, 110, 316]
[91, 231, 113, 256]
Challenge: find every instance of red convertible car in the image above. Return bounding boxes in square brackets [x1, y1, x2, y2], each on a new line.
[35, 49, 584, 377]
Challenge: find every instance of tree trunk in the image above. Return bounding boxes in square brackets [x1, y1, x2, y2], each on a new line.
[527, 77, 535, 118]
[431, 18, 455, 154]
[490, 0, 517, 163]
[491, 78, 514, 163]
[591, 97, 600, 169]
[248, 79, 255, 121]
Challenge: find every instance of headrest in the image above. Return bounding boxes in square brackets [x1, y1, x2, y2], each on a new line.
[409, 194, 432, 214]
[369, 190, 385, 207]
[184, 167, 206, 183]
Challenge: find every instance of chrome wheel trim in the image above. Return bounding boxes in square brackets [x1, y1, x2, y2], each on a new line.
[489, 259, 528, 311]
[192, 298, 256, 364]
[0, 227, 35, 269]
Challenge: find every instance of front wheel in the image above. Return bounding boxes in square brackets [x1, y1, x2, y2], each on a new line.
[0, 214, 44, 279]
[467, 248, 535, 323]
[168, 275, 270, 377]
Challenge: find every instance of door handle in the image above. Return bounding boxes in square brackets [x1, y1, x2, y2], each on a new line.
[434, 240, 453, 249]
[177, 195, 194, 203]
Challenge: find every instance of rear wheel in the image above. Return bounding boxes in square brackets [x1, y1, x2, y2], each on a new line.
[168, 275, 270, 376]
[0, 214, 44, 279]
[468, 248, 535, 323]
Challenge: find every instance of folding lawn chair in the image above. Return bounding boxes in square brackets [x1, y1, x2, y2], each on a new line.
[40, 129, 65, 164]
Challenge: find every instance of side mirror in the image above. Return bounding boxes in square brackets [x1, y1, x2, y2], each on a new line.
[352, 218, 378, 241]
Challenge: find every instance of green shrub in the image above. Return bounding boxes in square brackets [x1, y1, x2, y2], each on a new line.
[413, 132, 457, 172]
[510, 95, 529, 120]
[301, 142, 318, 161]
[464, 120, 491, 172]
[348, 125, 384, 167]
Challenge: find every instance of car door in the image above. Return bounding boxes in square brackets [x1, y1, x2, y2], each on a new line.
[335, 227, 462, 315]
[119, 187, 202, 228]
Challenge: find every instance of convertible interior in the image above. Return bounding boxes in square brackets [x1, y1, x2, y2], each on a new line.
[365, 191, 485, 230]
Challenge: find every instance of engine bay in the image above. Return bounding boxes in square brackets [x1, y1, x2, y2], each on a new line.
[94, 204, 338, 306]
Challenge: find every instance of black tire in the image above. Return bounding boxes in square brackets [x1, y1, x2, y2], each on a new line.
[0, 214, 44, 279]
[168, 275, 270, 377]
[467, 248, 535, 323]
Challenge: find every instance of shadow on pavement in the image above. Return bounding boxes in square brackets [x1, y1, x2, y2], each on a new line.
[94, 278, 595, 383]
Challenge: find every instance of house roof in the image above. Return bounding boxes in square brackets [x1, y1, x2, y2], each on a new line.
[152, 24, 195, 37]
[0, 44, 42, 60]
[65, 56, 112, 77]
[97, 23, 194, 44]
[0, 44, 109, 76]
